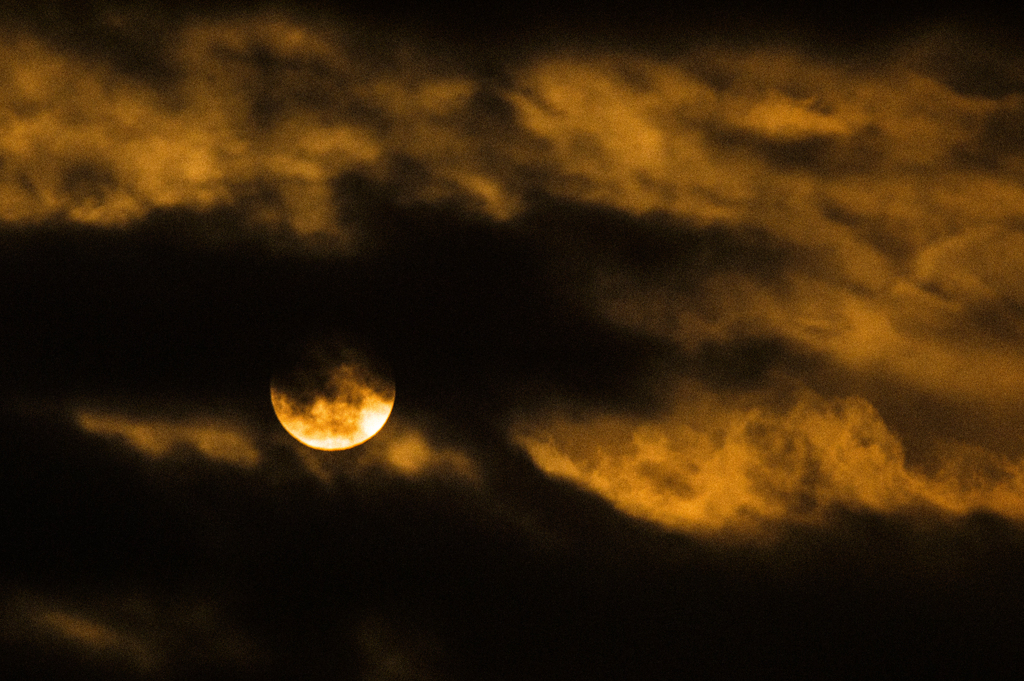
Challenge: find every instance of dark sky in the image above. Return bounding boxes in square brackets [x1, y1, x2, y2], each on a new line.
[4, 2, 1024, 679]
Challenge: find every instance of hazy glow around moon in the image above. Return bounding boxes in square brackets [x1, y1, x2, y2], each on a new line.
[270, 338, 395, 450]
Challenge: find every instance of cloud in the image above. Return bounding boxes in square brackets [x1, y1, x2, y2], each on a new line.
[35, 608, 150, 659]
[509, 54, 755, 223]
[4, 14, 1022, 267]
[733, 91, 858, 140]
[3, 589, 266, 678]
[513, 384, 1024, 534]
[505, 44, 1024, 418]
[730, 276, 1024, 405]
[75, 409, 261, 468]
[73, 404, 479, 486]
[8, 11, 1024, 535]
[3, 593, 160, 675]
[0, 13, 523, 241]
[293, 415, 481, 485]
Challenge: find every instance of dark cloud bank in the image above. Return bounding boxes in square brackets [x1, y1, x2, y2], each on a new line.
[4, 2, 1024, 679]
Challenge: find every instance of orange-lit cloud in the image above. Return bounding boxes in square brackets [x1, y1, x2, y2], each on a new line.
[289, 415, 481, 485]
[75, 403, 480, 485]
[0, 14, 526, 239]
[10, 13, 1024, 533]
[75, 409, 261, 467]
[513, 385, 1024, 535]
[509, 55, 754, 223]
[4, 16, 1023, 267]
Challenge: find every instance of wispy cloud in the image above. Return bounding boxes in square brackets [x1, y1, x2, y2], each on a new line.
[3, 589, 265, 677]
[75, 409, 261, 467]
[294, 415, 481, 485]
[4, 593, 161, 674]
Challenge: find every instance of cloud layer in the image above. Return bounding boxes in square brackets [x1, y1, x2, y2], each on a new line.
[5, 10, 1024, 679]
[4, 11, 1024, 534]
[514, 384, 1024, 534]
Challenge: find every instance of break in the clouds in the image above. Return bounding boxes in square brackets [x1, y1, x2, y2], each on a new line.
[7, 10, 1024, 533]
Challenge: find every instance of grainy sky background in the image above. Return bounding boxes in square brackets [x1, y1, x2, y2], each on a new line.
[3, 1, 1024, 679]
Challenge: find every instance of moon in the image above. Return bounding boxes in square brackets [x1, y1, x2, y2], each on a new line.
[270, 335, 395, 450]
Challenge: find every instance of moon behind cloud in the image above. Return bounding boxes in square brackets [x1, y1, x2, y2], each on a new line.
[270, 337, 395, 450]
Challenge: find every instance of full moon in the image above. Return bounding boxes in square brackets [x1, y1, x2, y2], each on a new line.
[270, 335, 395, 450]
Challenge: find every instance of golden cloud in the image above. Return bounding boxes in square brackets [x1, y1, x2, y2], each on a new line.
[8, 14, 1024, 533]
[513, 386, 1024, 535]
[509, 55, 754, 222]
[292, 415, 481, 486]
[504, 45, 1024, 433]
[734, 91, 858, 140]
[75, 409, 261, 468]
[4, 16, 1023, 275]
[0, 16, 499, 237]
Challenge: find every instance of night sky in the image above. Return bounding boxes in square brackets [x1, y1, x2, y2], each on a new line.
[4, 2, 1024, 679]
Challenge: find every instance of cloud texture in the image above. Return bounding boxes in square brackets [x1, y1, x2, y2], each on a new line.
[6, 7, 1024, 679]
[4, 11, 1024, 535]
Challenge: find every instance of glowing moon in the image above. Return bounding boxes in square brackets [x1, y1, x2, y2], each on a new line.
[270, 335, 395, 450]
